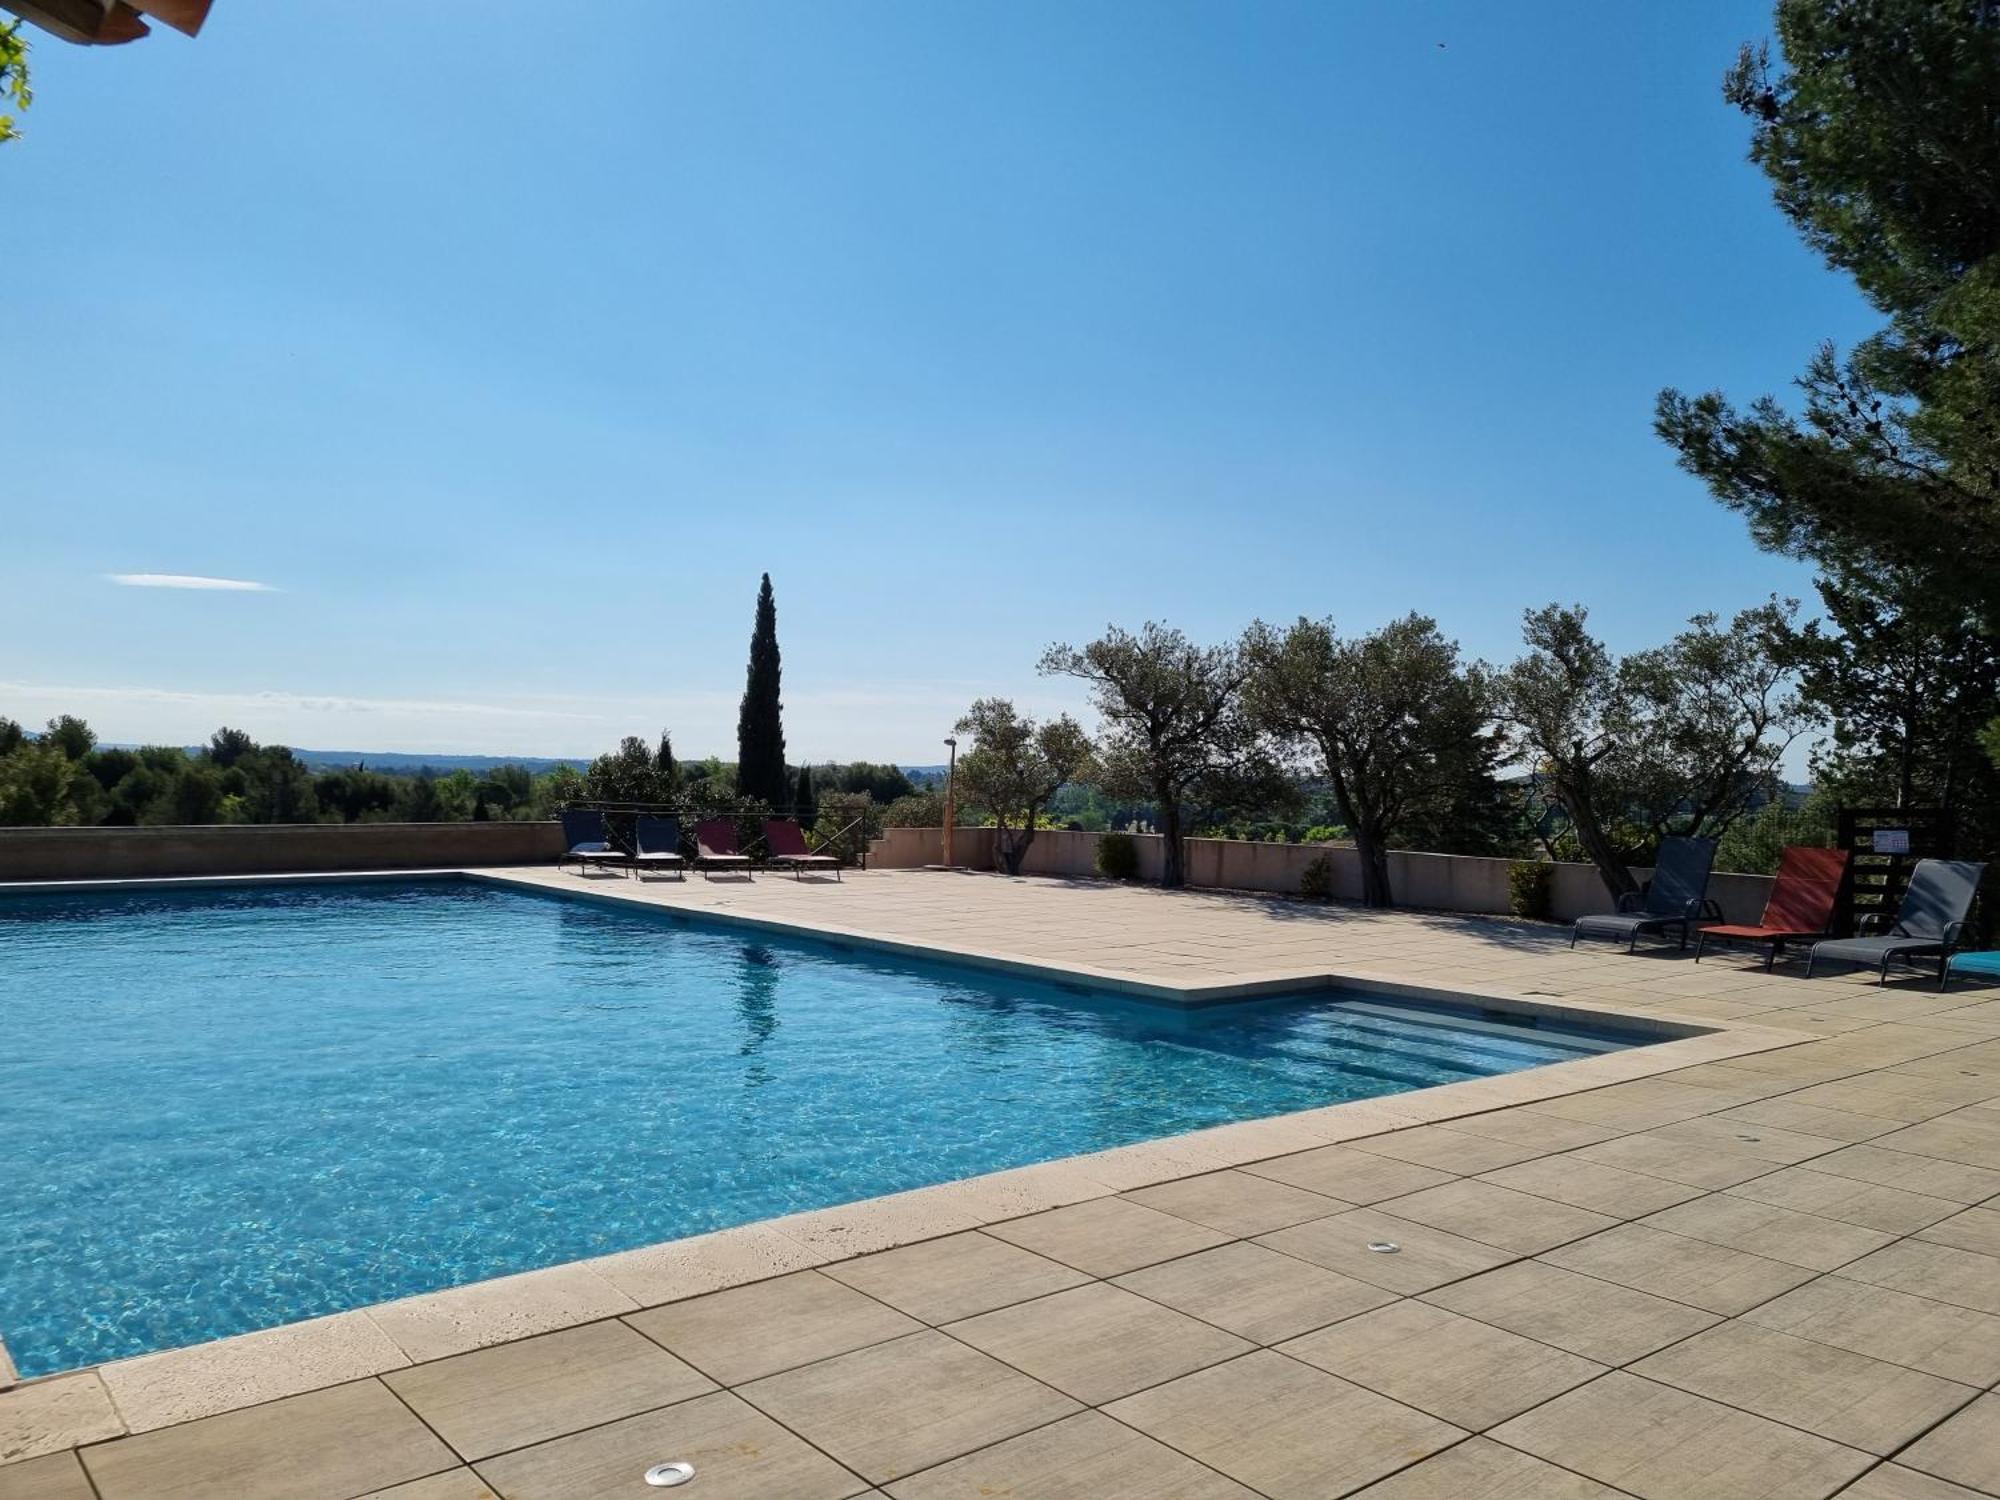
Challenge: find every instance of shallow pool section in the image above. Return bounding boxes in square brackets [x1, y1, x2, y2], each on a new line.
[0, 879, 1636, 1374]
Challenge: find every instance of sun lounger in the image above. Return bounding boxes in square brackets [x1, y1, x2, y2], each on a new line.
[764, 818, 842, 880]
[694, 818, 754, 879]
[631, 814, 687, 881]
[1943, 949, 2000, 992]
[1571, 837, 1719, 953]
[1694, 846, 1849, 969]
[1807, 858, 1986, 986]
[558, 808, 629, 876]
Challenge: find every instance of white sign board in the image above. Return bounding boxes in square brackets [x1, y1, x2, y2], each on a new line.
[1874, 829, 1910, 854]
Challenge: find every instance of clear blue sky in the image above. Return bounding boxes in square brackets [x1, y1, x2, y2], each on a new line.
[6, 1, 1873, 762]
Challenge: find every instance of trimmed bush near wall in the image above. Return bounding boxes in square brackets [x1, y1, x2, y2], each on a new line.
[1508, 860, 1555, 920]
[1096, 832, 1140, 881]
[1299, 854, 1334, 901]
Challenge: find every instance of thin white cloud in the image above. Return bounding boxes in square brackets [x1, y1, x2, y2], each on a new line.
[0, 682, 601, 722]
[106, 573, 277, 592]
[0, 678, 1023, 760]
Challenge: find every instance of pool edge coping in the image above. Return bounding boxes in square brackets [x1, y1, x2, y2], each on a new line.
[0, 866, 1820, 1461]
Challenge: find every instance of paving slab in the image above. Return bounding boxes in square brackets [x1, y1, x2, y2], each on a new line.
[1895, 1393, 2000, 1496]
[1736, 1275, 2000, 1386]
[1838, 1239, 2000, 1316]
[941, 1282, 1251, 1405]
[383, 1319, 713, 1462]
[1541, 1222, 1819, 1315]
[1350, 1125, 1546, 1174]
[983, 1197, 1231, 1276]
[1278, 1298, 1603, 1430]
[1913, 1204, 2000, 1259]
[354, 1474, 501, 1500]
[0, 1454, 93, 1500]
[1241, 1144, 1457, 1203]
[1802, 1144, 2000, 1203]
[80, 1380, 455, 1500]
[883, 1410, 1259, 1499]
[1342, 1436, 1626, 1497]
[1723, 1167, 1964, 1235]
[735, 1330, 1079, 1484]
[1636, 1193, 1897, 1271]
[1431, 1107, 1621, 1151]
[819, 1231, 1091, 1324]
[1120, 1169, 1351, 1236]
[1420, 1259, 1718, 1364]
[1256, 1206, 1517, 1294]
[1371, 1178, 1618, 1254]
[1104, 1350, 1465, 1500]
[471, 1390, 867, 1500]
[1475, 1155, 1705, 1218]
[1490, 1370, 1874, 1499]
[1629, 1319, 1977, 1455]
[1113, 1240, 1398, 1345]
[1832, 1465, 1994, 1500]
[624, 1270, 921, 1386]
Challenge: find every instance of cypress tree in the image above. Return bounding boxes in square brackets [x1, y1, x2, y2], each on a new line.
[655, 730, 679, 796]
[736, 573, 788, 805]
[794, 764, 817, 826]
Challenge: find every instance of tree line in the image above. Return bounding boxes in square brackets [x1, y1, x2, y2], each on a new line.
[0, 712, 924, 836]
[0, 720, 565, 828]
[943, 569, 1998, 906]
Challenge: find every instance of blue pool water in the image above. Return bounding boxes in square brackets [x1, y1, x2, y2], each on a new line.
[0, 879, 1633, 1374]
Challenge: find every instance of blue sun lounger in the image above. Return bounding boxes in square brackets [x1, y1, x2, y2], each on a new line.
[1943, 950, 2000, 992]
[558, 808, 628, 876]
[631, 814, 687, 881]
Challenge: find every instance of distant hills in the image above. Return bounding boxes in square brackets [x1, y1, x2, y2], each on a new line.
[129, 747, 957, 780]
[111, 747, 590, 776]
[282, 750, 587, 775]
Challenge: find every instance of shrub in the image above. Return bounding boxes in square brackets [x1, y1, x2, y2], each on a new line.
[1299, 854, 1334, 900]
[1509, 860, 1554, 920]
[881, 790, 946, 827]
[1096, 831, 1141, 881]
[812, 791, 881, 863]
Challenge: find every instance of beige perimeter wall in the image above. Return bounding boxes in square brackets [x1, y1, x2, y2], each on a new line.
[0, 820, 1776, 925]
[868, 825, 1776, 925]
[0, 822, 566, 882]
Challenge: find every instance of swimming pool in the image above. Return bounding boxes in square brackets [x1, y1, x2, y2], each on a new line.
[0, 879, 1635, 1375]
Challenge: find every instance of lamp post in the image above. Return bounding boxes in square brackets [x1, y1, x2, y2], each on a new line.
[942, 736, 958, 869]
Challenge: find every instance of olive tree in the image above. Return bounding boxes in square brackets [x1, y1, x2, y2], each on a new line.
[1496, 599, 1807, 898]
[1039, 623, 1274, 888]
[952, 698, 1095, 876]
[1245, 614, 1494, 908]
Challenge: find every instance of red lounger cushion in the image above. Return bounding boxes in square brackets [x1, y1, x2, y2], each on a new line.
[1702, 847, 1849, 942]
[1761, 846, 1848, 930]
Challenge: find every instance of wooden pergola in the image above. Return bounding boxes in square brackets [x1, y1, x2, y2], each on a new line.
[5, 0, 208, 45]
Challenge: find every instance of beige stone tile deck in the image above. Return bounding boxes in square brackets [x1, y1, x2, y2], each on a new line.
[9, 866, 2000, 1497]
